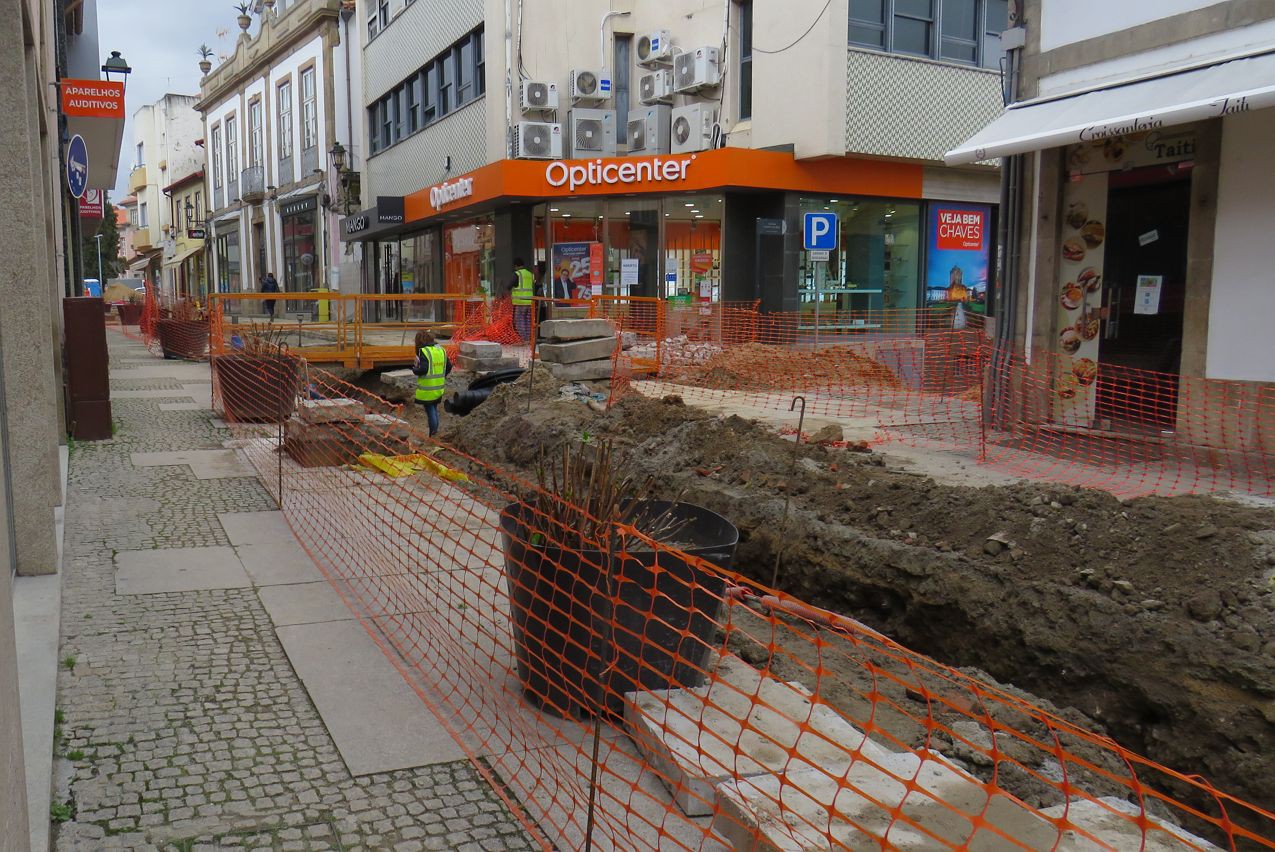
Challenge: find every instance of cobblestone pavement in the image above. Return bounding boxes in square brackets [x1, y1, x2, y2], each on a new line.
[53, 332, 537, 851]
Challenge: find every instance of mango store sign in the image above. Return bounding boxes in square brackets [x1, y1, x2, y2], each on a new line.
[545, 155, 696, 192]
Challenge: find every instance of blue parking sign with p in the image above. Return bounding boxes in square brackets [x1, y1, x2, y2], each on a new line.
[803, 212, 837, 251]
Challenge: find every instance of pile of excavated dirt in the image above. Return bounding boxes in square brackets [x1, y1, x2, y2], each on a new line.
[680, 343, 903, 391]
[444, 373, 1275, 827]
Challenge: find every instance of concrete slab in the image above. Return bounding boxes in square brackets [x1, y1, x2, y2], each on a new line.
[181, 383, 213, 408]
[210, 418, 227, 429]
[219, 510, 293, 546]
[625, 655, 891, 816]
[12, 572, 61, 852]
[109, 364, 210, 381]
[131, 449, 254, 479]
[157, 401, 205, 411]
[235, 540, 324, 586]
[539, 318, 616, 341]
[1038, 798, 1218, 851]
[115, 546, 253, 595]
[713, 750, 1059, 851]
[257, 581, 354, 627]
[539, 336, 617, 365]
[276, 619, 467, 775]
[546, 358, 614, 382]
[112, 389, 198, 400]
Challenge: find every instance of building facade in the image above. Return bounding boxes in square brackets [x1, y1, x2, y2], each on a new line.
[342, 0, 1006, 325]
[948, 0, 1275, 429]
[162, 169, 210, 299]
[196, 0, 360, 304]
[125, 94, 203, 293]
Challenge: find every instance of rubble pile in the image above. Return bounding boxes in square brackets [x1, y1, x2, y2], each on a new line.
[284, 397, 415, 467]
[628, 334, 724, 366]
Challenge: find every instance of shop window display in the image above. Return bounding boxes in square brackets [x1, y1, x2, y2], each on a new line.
[798, 197, 920, 329]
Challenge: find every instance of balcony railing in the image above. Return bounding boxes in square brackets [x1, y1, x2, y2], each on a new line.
[240, 165, 266, 203]
[128, 165, 148, 193]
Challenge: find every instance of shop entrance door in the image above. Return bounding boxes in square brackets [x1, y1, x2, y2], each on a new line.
[1098, 170, 1190, 428]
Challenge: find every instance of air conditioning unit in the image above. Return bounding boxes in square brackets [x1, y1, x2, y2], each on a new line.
[512, 121, 563, 159]
[639, 69, 675, 105]
[636, 30, 674, 67]
[568, 108, 616, 158]
[671, 103, 718, 154]
[674, 46, 722, 93]
[520, 80, 559, 113]
[628, 106, 672, 155]
[569, 68, 612, 104]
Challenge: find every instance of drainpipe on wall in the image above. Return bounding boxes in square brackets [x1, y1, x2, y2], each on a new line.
[504, 0, 514, 159]
[990, 24, 1025, 428]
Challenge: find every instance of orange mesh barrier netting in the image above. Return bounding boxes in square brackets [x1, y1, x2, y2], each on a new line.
[204, 340, 1275, 851]
[607, 308, 1271, 500]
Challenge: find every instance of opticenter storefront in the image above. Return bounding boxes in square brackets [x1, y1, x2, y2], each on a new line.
[340, 147, 997, 327]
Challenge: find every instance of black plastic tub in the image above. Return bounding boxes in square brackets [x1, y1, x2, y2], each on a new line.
[499, 499, 737, 719]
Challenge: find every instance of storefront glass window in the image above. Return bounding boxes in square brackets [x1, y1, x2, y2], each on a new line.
[798, 197, 921, 329]
[443, 215, 494, 298]
[399, 230, 444, 322]
[215, 231, 241, 294]
[281, 205, 318, 294]
[605, 198, 660, 298]
[664, 194, 724, 302]
[544, 200, 605, 300]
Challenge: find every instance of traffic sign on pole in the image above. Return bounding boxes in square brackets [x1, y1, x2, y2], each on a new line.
[67, 134, 89, 199]
[803, 212, 837, 251]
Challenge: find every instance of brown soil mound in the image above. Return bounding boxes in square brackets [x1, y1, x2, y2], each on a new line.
[444, 373, 1275, 824]
[682, 343, 903, 391]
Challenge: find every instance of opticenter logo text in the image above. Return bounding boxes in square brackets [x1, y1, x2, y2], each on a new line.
[430, 178, 474, 211]
[545, 155, 696, 192]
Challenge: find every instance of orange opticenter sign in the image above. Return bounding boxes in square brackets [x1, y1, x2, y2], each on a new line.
[405, 148, 924, 225]
[61, 80, 126, 119]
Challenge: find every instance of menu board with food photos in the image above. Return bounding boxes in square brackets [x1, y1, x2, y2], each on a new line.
[1054, 166, 1107, 426]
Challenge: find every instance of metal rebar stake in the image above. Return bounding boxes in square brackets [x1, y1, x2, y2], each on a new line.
[525, 353, 536, 414]
[770, 396, 806, 590]
[584, 527, 620, 852]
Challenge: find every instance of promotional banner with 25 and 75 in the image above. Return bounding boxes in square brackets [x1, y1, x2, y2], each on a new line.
[925, 203, 992, 314]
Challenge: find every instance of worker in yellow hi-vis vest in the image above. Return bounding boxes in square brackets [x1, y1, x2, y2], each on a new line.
[508, 256, 534, 342]
[412, 330, 451, 436]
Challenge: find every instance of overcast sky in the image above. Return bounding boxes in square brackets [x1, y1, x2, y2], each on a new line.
[99, 1, 247, 200]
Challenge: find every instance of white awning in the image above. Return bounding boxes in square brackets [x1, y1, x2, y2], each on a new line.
[945, 51, 1275, 165]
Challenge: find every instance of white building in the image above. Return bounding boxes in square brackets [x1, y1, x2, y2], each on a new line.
[124, 94, 203, 292]
[196, 0, 360, 301]
[948, 0, 1275, 439]
[342, 0, 1007, 321]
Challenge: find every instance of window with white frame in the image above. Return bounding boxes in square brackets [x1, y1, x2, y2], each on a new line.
[849, 0, 1008, 68]
[277, 80, 294, 162]
[367, 0, 389, 39]
[139, 202, 148, 227]
[225, 116, 238, 174]
[211, 125, 223, 188]
[248, 99, 263, 167]
[301, 67, 318, 153]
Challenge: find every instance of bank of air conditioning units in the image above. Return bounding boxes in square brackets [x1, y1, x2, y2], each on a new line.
[628, 105, 672, 155]
[636, 30, 674, 67]
[674, 46, 722, 93]
[569, 68, 612, 105]
[671, 103, 718, 154]
[520, 80, 559, 113]
[569, 108, 617, 157]
[638, 69, 675, 105]
[513, 121, 563, 159]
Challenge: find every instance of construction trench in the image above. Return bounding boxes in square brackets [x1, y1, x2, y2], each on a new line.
[361, 355, 1275, 839]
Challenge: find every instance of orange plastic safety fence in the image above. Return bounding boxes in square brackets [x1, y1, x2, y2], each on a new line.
[609, 307, 1270, 500]
[202, 335, 1274, 851]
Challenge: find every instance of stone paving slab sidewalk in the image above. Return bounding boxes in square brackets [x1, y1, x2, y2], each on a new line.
[52, 331, 537, 851]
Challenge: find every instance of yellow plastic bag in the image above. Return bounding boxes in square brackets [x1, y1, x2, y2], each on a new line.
[356, 452, 470, 483]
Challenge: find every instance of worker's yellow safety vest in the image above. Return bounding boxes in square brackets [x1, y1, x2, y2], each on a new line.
[416, 345, 446, 403]
[511, 267, 534, 306]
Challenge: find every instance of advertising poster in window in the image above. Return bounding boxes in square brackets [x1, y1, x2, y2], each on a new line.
[925, 203, 991, 315]
[551, 241, 599, 300]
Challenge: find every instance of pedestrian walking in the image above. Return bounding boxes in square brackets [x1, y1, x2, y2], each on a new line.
[262, 272, 281, 320]
[508, 257, 534, 341]
[413, 330, 451, 436]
